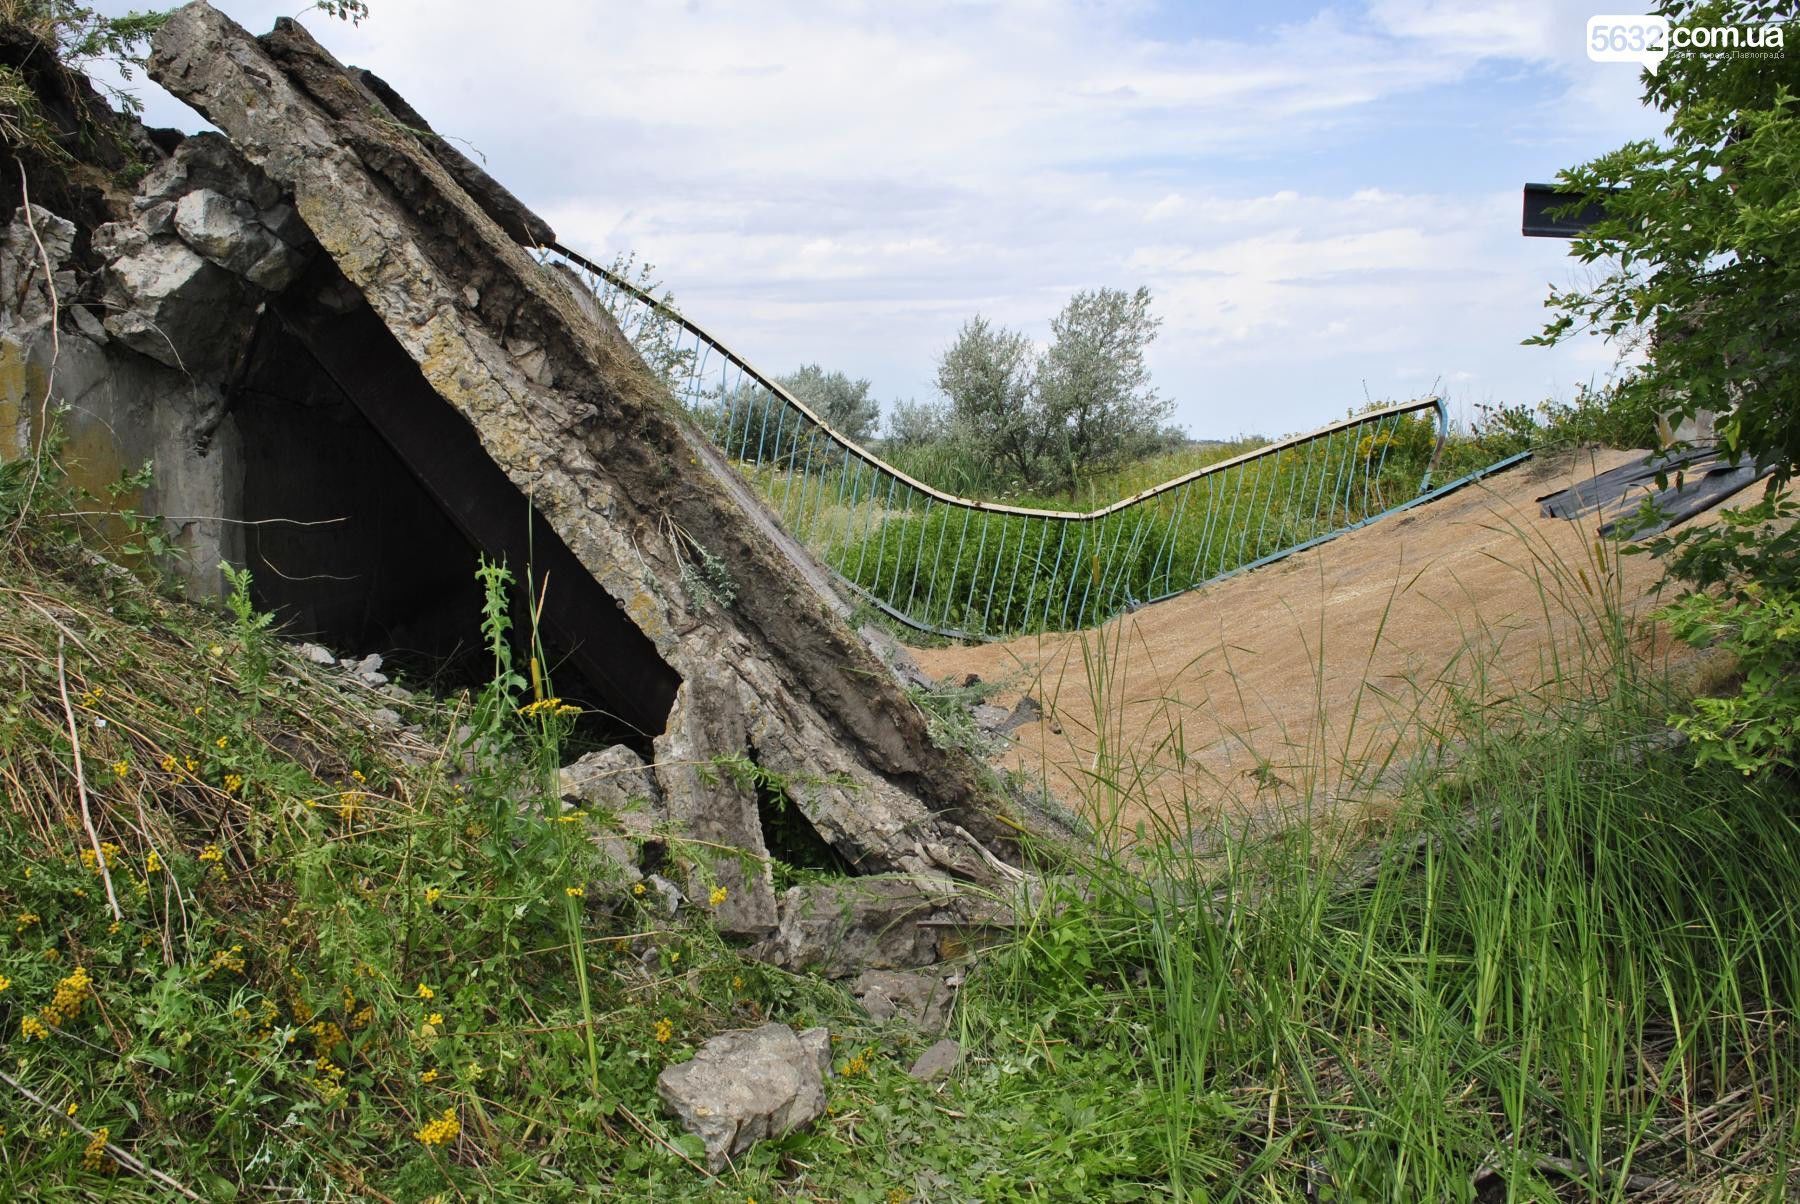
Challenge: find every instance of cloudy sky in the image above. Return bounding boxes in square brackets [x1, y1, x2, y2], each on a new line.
[95, 0, 1665, 439]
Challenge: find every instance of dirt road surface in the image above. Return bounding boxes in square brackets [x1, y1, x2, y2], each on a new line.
[910, 449, 1741, 836]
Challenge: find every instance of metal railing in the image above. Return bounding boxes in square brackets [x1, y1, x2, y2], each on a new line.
[546, 243, 1458, 641]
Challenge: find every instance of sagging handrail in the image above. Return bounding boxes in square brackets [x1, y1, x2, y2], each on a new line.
[544, 242, 1453, 640]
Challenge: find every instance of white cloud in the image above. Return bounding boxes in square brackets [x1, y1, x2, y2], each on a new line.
[90, 0, 1665, 435]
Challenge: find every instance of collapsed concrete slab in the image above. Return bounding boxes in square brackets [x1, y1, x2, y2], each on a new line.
[143, 2, 1018, 937]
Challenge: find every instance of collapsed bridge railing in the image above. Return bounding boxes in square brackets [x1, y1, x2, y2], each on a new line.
[546, 244, 1466, 641]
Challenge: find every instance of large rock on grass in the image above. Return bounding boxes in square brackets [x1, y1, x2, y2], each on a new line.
[656, 1023, 831, 1171]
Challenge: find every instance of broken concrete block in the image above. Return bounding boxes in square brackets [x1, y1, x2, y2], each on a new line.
[797, 1026, 831, 1078]
[559, 745, 662, 881]
[296, 642, 336, 666]
[997, 694, 1043, 734]
[173, 188, 290, 283]
[0, 205, 78, 334]
[758, 878, 961, 978]
[138, 131, 283, 212]
[99, 236, 246, 372]
[907, 1038, 961, 1082]
[656, 1022, 829, 1171]
[970, 703, 1012, 732]
[642, 873, 686, 917]
[853, 968, 956, 1033]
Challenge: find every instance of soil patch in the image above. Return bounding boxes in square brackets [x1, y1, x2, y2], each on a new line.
[912, 449, 1743, 835]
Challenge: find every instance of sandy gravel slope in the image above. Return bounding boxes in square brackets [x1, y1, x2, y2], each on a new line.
[910, 449, 1742, 834]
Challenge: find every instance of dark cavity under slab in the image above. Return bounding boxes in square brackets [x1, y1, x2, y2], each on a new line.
[230, 259, 680, 745]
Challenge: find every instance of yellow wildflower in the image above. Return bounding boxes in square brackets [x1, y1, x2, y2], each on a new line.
[110, 761, 129, 780]
[426, 1012, 444, 1027]
[420, 1067, 439, 1083]
[565, 885, 584, 898]
[414, 1107, 460, 1147]
[423, 886, 443, 906]
[214, 735, 228, 750]
[201, 945, 245, 979]
[632, 882, 646, 897]
[0, 975, 9, 992]
[15, 911, 39, 931]
[145, 851, 163, 873]
[708, 885, 728, 908]
[351, 770, 366, 784]
[223, 774, 243, 794]
[415, 983, 434, 1000]
[309, 1015, 343, 1051]
[653, 1017, 674, 1044]
[20, 1016, 47, 1040]
[199, 845, 224, 864]
[160, 755, 178, 773]
[40, 964, 92, 1022]
[82, 1126, 110, 1171]
[65, 1102, 77, 1117]
[185, 757, 199, 774]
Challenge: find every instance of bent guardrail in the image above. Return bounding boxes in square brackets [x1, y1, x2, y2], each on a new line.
[546, 243, 1455, 641]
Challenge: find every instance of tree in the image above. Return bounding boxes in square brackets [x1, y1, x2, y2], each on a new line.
[1533, 0, 1800, 779]
[1531, 0, 1800, 480]
[1039, 286, 1170, 493]
[934, 315, 1047, 489]
[778, 363, 881, 443]
[933, 290, 1170, 495]
[886, 397, 947, 449]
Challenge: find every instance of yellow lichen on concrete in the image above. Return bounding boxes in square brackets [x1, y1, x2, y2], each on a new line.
[0, 339, 30, 458]
[0, 337, 141, 544]
[613, 583, 668, 643]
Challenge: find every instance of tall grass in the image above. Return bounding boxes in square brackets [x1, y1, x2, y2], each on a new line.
[963, 516, 1800, 1201]
[779, 413, 1449, 637]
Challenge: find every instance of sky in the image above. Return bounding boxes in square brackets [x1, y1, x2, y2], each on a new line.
[92, 0, 1668, 440]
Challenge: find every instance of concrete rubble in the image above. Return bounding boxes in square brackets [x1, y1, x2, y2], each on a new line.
[656, 1022, 831, 1171]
